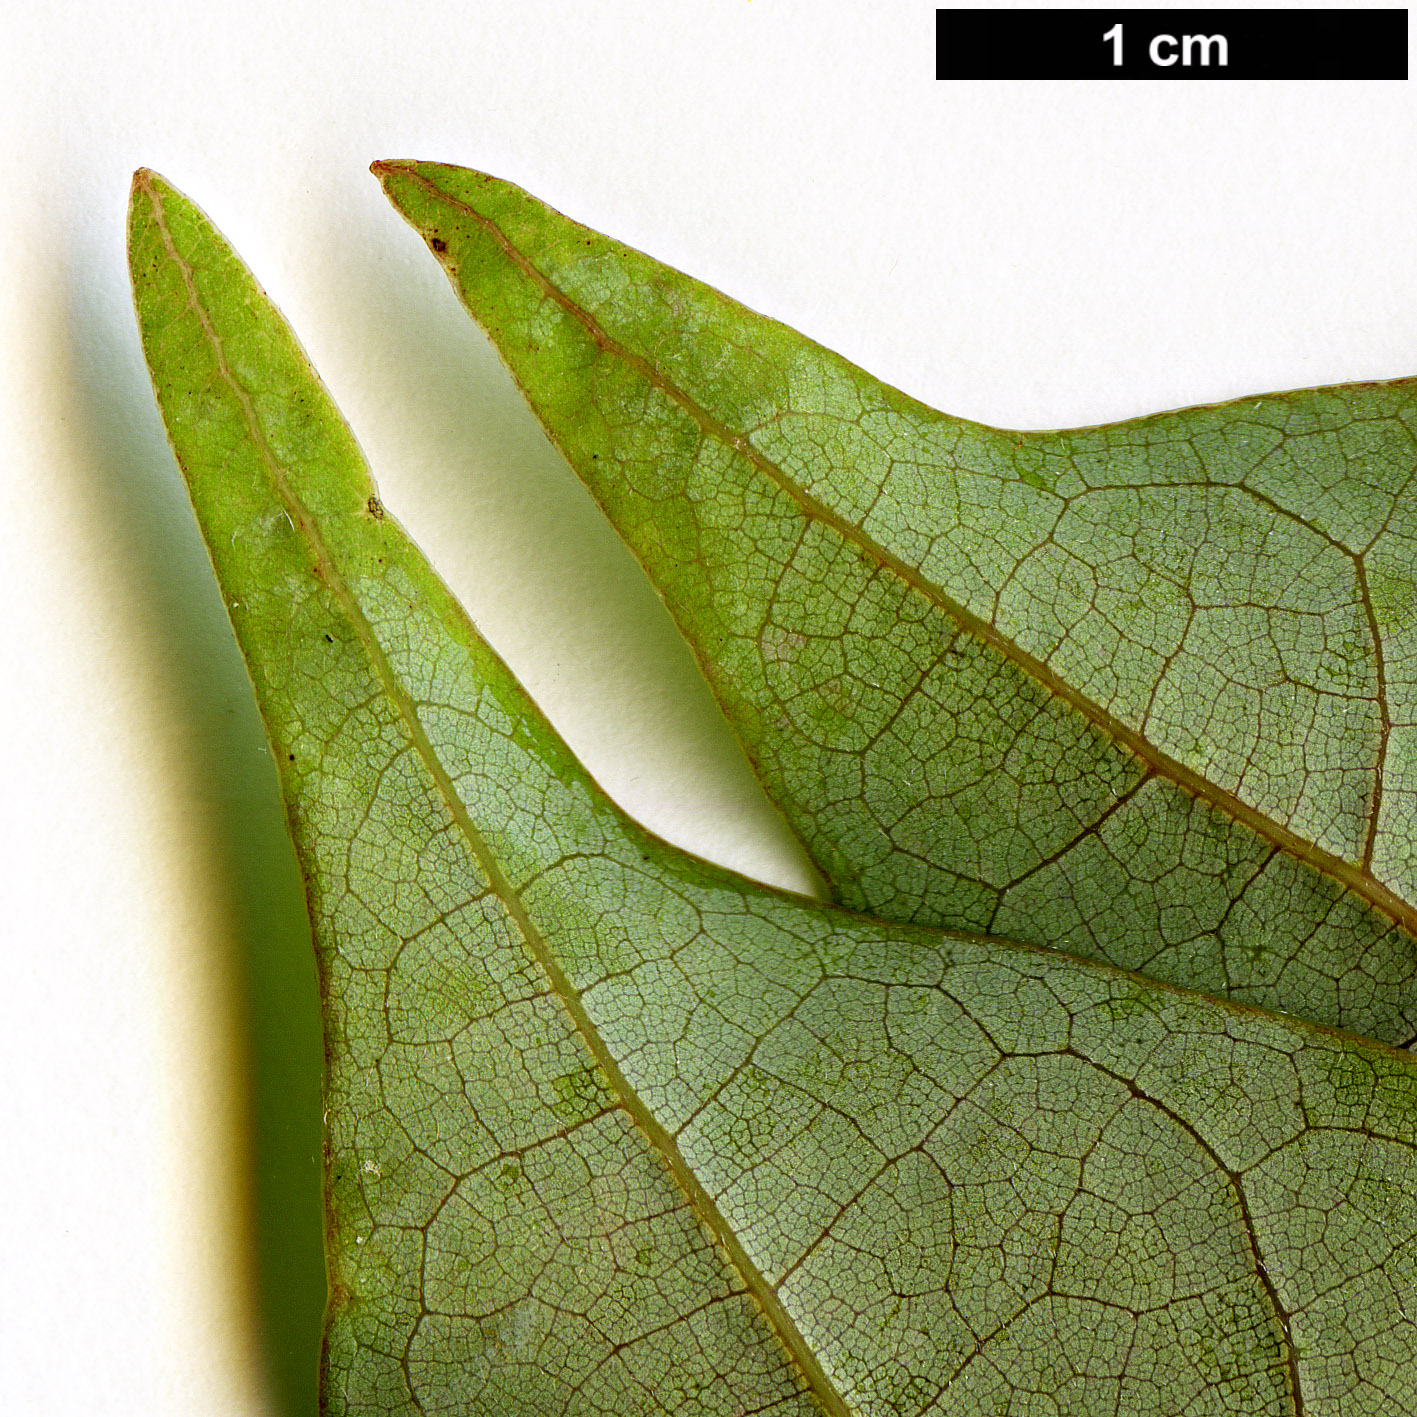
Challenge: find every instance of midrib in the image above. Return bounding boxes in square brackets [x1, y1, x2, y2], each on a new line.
[143, 172, 853, 1417]
[397, 163, 1417, 949]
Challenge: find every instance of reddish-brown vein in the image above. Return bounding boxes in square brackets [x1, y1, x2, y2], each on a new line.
[1074, 1053, 1305, 1417]
[1355, 554, 1392, 871]
[139, 170, 850, 1417]
[385, 161, 1417, 946]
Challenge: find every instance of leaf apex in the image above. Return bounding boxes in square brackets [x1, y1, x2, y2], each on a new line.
[372, 158, 507, 189]
[127, 168, 197, 236]
[128, 166, 161, 210]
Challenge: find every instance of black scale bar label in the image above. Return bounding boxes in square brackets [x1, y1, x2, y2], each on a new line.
[937, 9, 1408, 78]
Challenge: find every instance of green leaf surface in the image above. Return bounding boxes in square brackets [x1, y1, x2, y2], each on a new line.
[130, 169, 1417, 1416]
[373, 161, 1417, 1047]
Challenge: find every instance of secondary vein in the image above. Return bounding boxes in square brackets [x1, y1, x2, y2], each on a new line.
[141, 170, 852, 1417]
[393, 162, 1417, 948]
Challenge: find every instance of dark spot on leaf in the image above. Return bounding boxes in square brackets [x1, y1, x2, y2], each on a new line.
[366, 495, 384, 520]
[324, 634, 333, 643]
[430, 237, 447, 253]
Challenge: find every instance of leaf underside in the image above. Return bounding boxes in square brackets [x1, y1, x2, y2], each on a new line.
[130, 168, 1417, 1417]
[374, 160, 1417, 1050]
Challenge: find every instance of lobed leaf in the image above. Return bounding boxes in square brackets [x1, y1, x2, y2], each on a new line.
[373, 160, 1417, 1046]
[130, 170, 1417, 1416]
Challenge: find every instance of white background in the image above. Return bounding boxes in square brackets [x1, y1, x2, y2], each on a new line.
[4, 3, 1416, 1412]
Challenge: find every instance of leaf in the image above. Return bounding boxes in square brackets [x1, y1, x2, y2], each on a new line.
[130, 169, 1417, 1416]
[373, 160, 1417, 1047]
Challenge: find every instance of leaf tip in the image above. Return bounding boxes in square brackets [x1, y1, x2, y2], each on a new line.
[128, 167, 156, 218]
[130, 166, 178, 203]
[126, 170, 168, 268]
[370, 158, 419, 189]
[127, 168, 188, 240]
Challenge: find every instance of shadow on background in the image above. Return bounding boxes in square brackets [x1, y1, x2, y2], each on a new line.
[295, 163, 824, 898]
[51, 163, 824, 1416]
[61, 227, 326, 1414]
